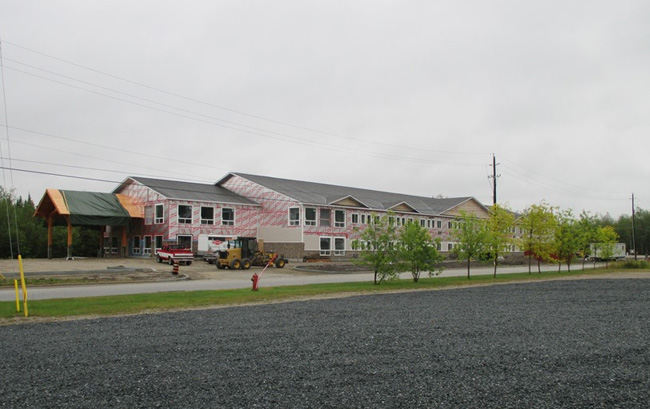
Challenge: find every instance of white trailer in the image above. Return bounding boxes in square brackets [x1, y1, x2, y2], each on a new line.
[198, 234, 237, 263]
[197, 234, 229, 256]
[589, 243, 626, 261]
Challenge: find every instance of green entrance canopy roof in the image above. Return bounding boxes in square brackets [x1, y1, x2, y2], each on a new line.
[34, 189, 143, 226]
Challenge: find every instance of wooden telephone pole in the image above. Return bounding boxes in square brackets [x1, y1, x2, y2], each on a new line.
[489, 154, 500, 205]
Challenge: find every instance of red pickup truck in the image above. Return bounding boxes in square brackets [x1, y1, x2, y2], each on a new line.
[156, 244, 194, 266]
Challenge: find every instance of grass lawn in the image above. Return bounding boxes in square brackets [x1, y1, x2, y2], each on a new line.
[2, 267, 648, 322]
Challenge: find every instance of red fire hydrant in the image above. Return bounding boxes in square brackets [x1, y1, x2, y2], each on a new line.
[251, 272, 259, 291]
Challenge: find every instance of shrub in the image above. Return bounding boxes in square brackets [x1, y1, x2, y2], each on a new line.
[612, 259, 650, 269]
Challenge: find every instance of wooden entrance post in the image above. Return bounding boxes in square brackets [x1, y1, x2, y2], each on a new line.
[122, 227, 128, 258]
[65, 215, 73, 260]
[47, 213, 54, 259]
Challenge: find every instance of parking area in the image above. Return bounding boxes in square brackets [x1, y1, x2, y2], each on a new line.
[0, 256, 315, 281]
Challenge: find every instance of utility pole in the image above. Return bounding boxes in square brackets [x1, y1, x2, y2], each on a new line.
[632, 193, 637, 260]
[488, 154, 500, 205]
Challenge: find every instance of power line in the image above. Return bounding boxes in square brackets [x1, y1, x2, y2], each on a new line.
[1, 136, 217, 182]
[1, 166, 120, 184]
[0, 126, 230, 173]
[3, 42, 491, 157]
[1, 124, 487, 170]
[500, 156, 627, 196]
[2, 60, 349, 151]
[0, 156, 213, 181]
[500, 167, 628, 202]
[4, 41, 350, 139]
[1, 63, 487, 165]
[1, 166, 481, 209]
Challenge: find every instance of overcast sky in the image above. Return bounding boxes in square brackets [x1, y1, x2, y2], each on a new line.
[1, 1, 649, 218]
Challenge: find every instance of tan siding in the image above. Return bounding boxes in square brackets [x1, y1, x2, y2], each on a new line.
[304, 234, 320, 251]
[331, 197, 363, 207]
[391, 203, 416, 213]
[444, 199, 489, 218]
[258, 226, 302, 243]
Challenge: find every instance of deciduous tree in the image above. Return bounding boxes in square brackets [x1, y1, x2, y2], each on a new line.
[576, 211, 598, 270]
[352, 212, 400, 285]
[398, 221, 443, 282]
[519, 202, 556, 273]
[451, 211, 488, 279]
[595, 226, 619, 268]
[485, 204, 515, 277]
[553, 209, 580, 272]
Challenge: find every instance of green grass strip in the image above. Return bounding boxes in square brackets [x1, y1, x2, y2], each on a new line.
[1, 268, 647, 321]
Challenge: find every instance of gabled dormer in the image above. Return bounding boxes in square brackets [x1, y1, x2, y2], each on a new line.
[440, 198, 490, 218]
[329, 195, 369, 209]
[389, 201, 419, 214]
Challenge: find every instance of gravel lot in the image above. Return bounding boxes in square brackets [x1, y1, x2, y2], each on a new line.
[1, 279, 649, 408]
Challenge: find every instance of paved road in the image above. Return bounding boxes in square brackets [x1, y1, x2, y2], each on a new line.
[0, 263, 582, 301]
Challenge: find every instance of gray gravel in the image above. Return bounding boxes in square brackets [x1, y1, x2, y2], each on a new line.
[1, 279, 649, 408]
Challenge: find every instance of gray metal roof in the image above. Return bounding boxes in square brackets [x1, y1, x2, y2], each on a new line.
[121, 177, 259, 206]
[223, 173, 482, 216]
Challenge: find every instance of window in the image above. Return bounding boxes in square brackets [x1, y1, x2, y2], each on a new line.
[154, 236, 163, 253]
[420, 219, 426, 227]
[334, 237, 345, 256]
[320, 209, 331, 227]
[222, 208, 234, 226]
[132, 236, 141, 254]
[447, 243, 453, 251]
[177, 235, 192, 250]
[448, 221, 453, 229]
[178, 205, 192, 224]
[407, 218, 413, 224]
[155, 204, 164, 224]
[335, 210, 345, 228]
[289, 207, 301, 226]
[144, 236, 152, 255]
[437, 220, 442, 229]
[305, 207, 317, 226]
[320, 237, 331, 256]
[389, 216, 395, 225]
[402, 218, 406, 225]
[201, 207, 214, 225]
[351, 213, 359, 224]
[436, 242, 441, 251]
[427, 219, 432, 228]
[361, 214, 366, 224]
[144, 206, 153, 225]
